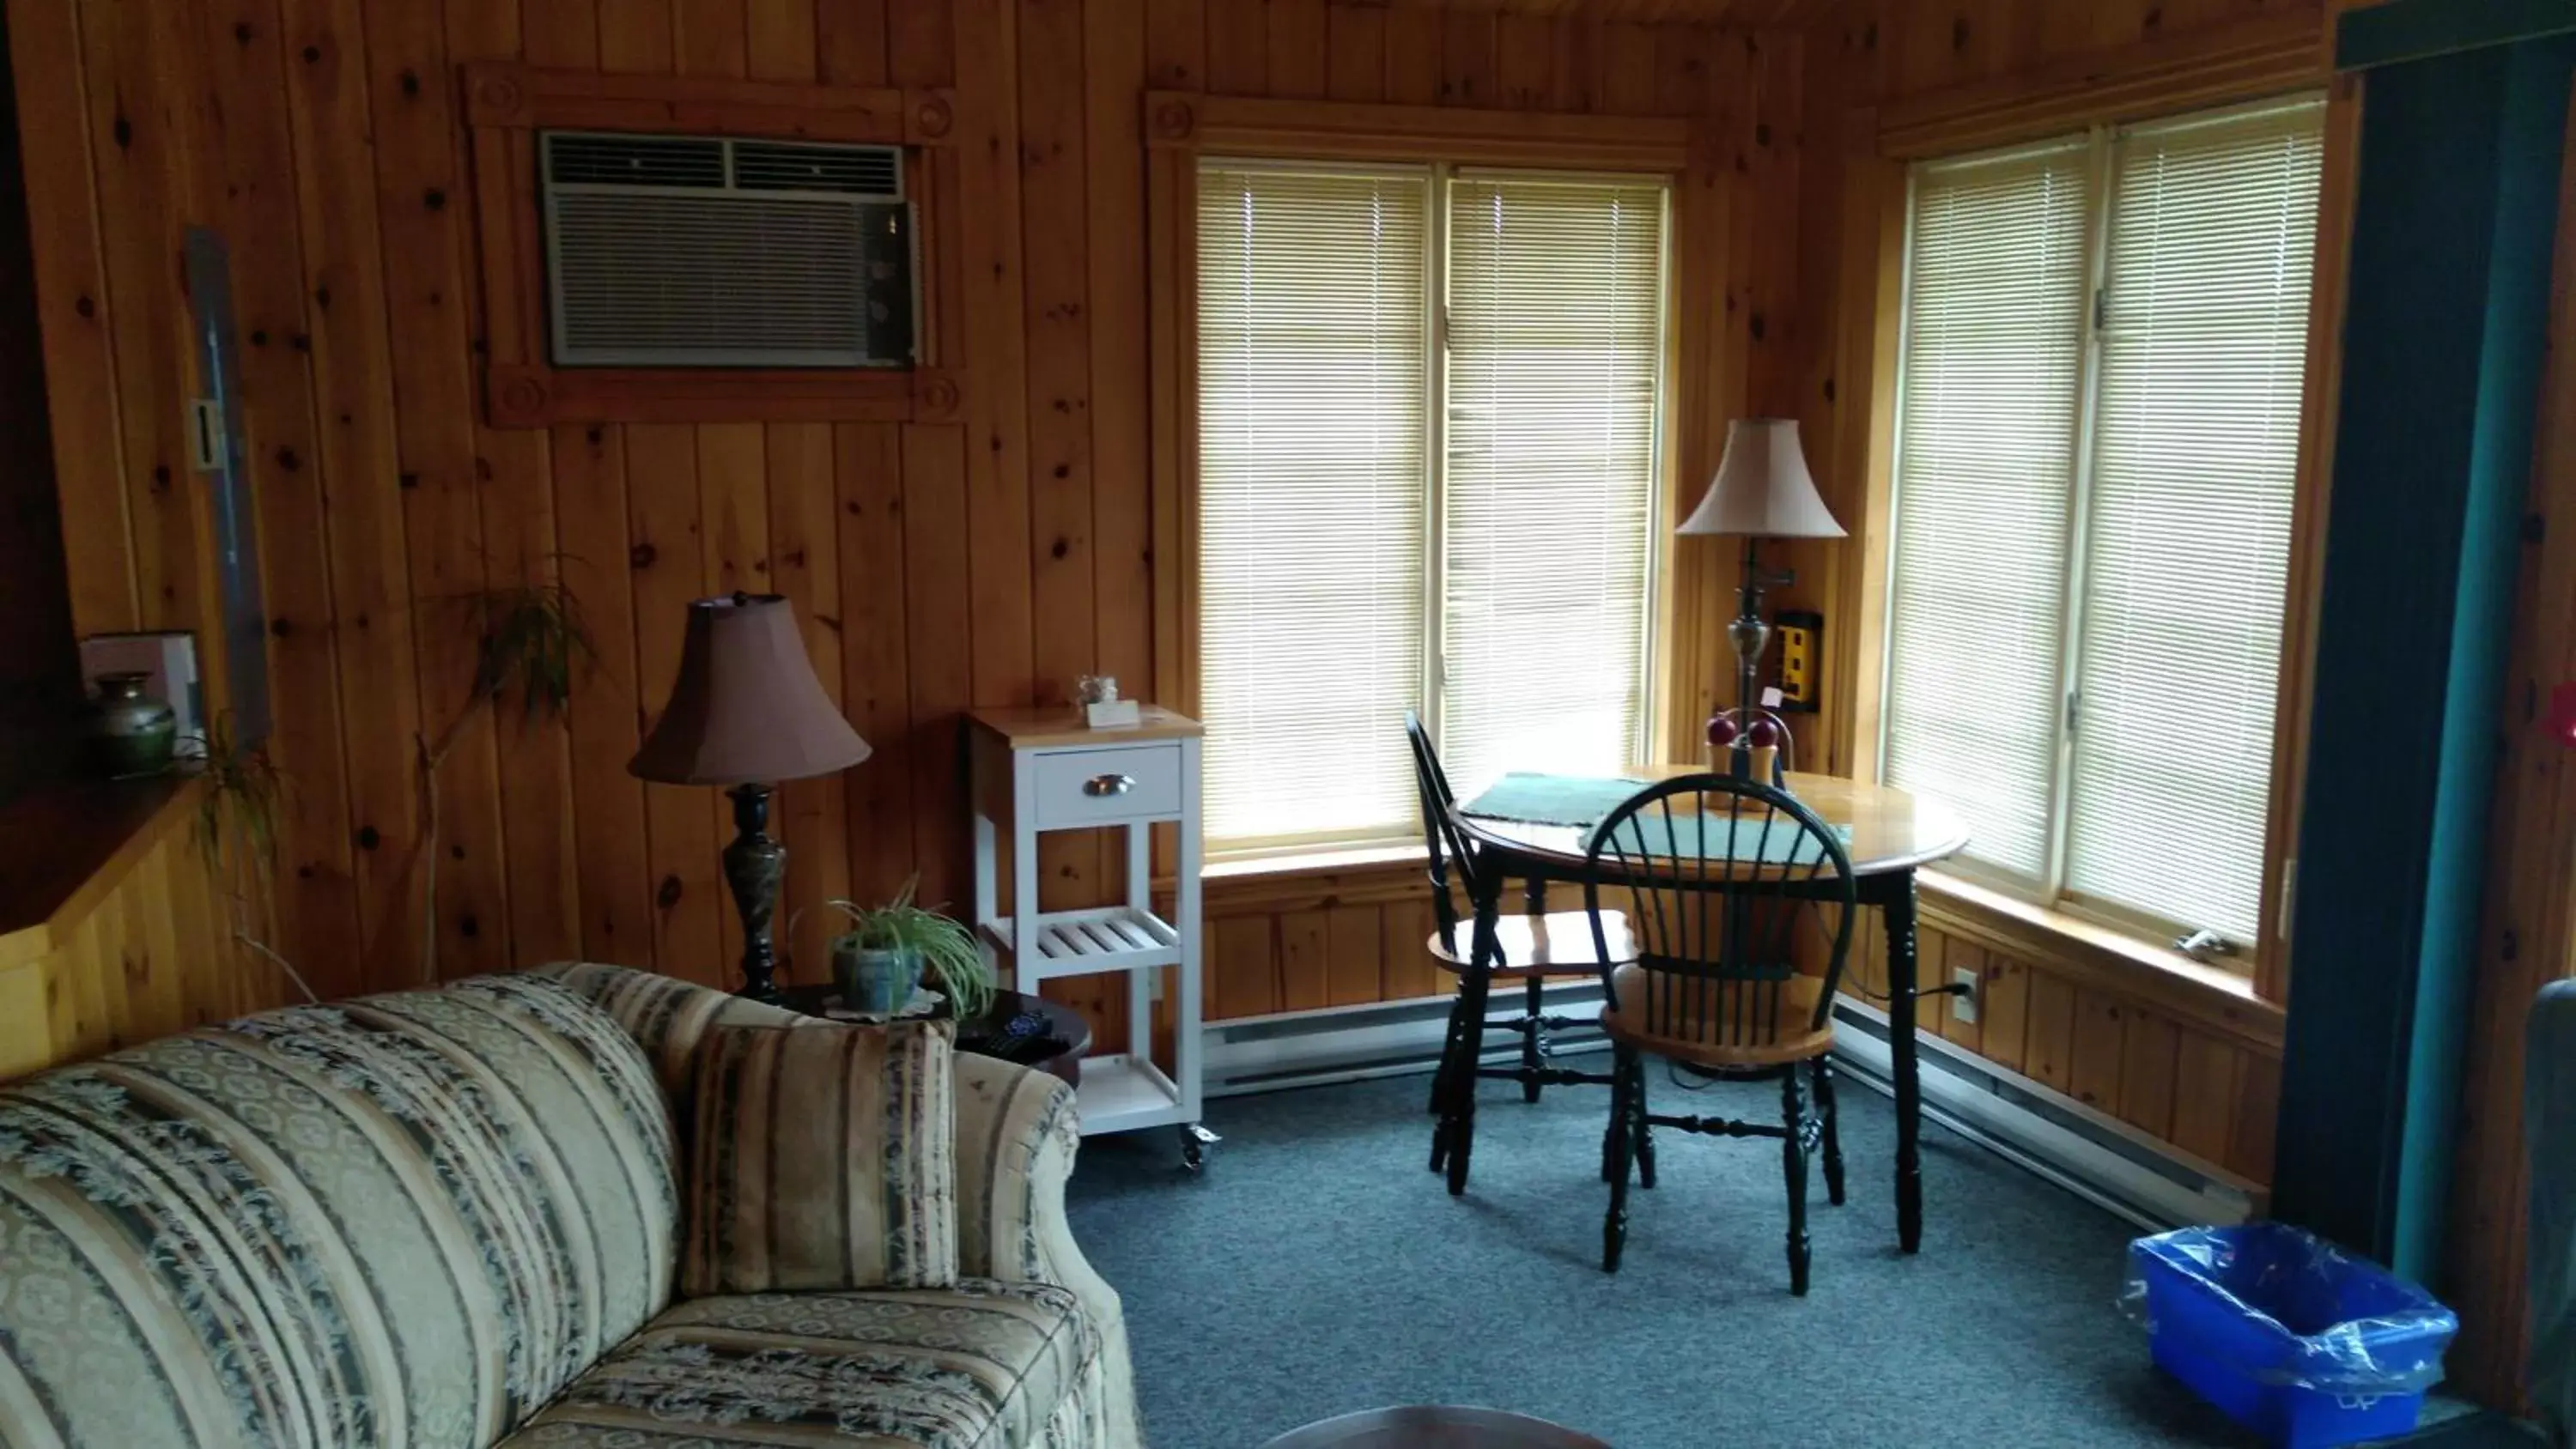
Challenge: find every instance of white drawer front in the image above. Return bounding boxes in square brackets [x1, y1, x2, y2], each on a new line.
[1032, 745, 1182, 828]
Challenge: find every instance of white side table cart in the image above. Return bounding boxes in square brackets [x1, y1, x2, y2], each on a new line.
[966, 706, 1214, 1168]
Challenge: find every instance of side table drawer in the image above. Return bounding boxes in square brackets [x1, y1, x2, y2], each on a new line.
[1032, 745, 1182, 828]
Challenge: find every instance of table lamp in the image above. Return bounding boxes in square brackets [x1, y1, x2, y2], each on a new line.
[631, 593, 871, 1001]
[1677, 418, 1845, 779]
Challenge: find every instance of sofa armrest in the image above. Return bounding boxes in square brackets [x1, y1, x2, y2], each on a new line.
[952, 1056, 1119, 1309]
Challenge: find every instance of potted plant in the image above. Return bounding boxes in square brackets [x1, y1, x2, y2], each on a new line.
[816, 880, 996, 1021]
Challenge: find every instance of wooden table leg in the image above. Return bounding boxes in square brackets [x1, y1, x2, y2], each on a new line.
[1885, 870, 1923, 1252]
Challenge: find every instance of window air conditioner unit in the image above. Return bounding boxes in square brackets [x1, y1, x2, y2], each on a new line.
[539, 130, 915, 368]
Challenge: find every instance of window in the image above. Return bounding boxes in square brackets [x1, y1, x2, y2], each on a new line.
[1883, 96, 2325, 949]
[1196, 161, 1670, 852]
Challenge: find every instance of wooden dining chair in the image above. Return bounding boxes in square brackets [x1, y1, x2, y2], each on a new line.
[1582, 773, 1857, 1294]
[1404, 712, 1626, 1195]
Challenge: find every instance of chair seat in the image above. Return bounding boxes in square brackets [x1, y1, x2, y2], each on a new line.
[498, 1280, 1096, 1448]
[1427, 910, 1632, 977]
[1599, 963, 1834, 1069]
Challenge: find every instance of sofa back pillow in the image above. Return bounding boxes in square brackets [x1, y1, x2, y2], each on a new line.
[534, 961, 811, 1106]
[0, 974, 674, 1449]
[683, 1019, 960, 1294]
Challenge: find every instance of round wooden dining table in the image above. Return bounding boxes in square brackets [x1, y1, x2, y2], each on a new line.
[1453, 766, 1969, 1252]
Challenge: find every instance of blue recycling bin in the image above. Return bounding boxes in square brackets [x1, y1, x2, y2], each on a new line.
[2125, 1222, 2458, 1449]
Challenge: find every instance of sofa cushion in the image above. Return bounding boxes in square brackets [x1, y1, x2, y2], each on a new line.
[684, 1022, 960, 1295]
[497, 1281, 1096, 1449]
[537, 961, 814, 1107]
[0, 974, 677, 1449]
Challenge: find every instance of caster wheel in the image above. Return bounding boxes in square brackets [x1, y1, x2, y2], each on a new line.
[1180, 1122, 1219, 1173]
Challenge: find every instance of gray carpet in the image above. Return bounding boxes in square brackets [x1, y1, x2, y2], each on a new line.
[1066, 1065, 2326, 1449]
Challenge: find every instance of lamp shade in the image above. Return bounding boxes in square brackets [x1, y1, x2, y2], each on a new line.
[629, 594, 871, 785]
[1676, 418, 1846, 539]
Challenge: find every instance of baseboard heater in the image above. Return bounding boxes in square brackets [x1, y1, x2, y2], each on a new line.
[1826, 997, 2261, 1232]
[1202, 980, 1610, 1096]
[1196, 986, 2258, 1233]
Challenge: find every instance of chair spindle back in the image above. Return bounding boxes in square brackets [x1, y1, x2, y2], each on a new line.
[1581, 774, 1858, 1054]
[1403, 712, 1487, 957]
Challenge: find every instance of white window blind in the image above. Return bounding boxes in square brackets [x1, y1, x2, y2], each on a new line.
[1884, 137, 2093, 881]
[2067, 100, 2324, 942]
[1196, 162, 1431, 848]
[1195, 161, 1672, 852]
[1882, 95, 2324, 950]
[1441, 173, 1666, 789]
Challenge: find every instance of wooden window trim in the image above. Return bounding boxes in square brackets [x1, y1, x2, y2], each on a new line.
[1144, 90, 1698, 172]
[1874, 9, 2330, 160]
[1145, 90, 1705, 758]
[1826, 15, 2349, 1007]
[1922, 870, 2287, 1058]
[459, 62, 966, 427]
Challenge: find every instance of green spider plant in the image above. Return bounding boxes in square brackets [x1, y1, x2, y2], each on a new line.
[811, 878, 996, 1022]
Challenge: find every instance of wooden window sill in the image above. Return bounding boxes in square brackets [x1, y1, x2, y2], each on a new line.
[1180, 843, 1431, 916]
[1919, 870, 2284, 1053]
[1201, 841, 1424, 882]
[1177, 852, 2287, 1055]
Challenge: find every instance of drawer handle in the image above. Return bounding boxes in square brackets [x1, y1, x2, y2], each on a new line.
[1082, 773, 1137, 798]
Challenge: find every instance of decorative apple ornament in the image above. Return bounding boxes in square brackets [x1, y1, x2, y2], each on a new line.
[1746, 716, 1783, 750]
[1705, 712, 1741, 749]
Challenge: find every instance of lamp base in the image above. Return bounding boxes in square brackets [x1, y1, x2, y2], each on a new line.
[722, 783, 787, 1003]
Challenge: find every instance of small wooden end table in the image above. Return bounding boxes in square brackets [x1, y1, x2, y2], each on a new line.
[1261, 1406, 1608, 1448]
[777, 985, 1091, 1090]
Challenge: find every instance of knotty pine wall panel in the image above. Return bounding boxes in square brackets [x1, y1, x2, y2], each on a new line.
[5, 0, 1801, 1058]
[1842, 906, 2282, 1186]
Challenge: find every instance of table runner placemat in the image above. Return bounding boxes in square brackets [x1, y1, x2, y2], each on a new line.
[1457, 773, 1650, 828]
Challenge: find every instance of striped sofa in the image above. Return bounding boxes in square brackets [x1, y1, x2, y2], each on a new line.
[0, 963, 1141, 1449]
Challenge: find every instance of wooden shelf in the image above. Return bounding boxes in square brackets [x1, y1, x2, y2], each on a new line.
[1076, 1052, 1188, 1136]
[981, 905, 1180, 981]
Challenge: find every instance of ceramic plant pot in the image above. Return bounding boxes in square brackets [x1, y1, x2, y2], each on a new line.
[833, 943, 924, 1016]
[89, 672, 177, 778]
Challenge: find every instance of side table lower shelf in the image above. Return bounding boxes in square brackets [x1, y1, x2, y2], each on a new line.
[1077, 1052, 1189, 1136]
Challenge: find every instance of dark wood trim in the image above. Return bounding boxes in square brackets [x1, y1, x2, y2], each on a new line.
[1874, 10, 2328, 158]
[484, 365, 963, 427]
[1144, 89, 1698, 171]
[461, 62, 954, 146]
[459, 63, 955, 428]
[0, 774, 191, 963]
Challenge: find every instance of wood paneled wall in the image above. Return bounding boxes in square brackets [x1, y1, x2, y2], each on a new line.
[8, 0, 2299, 1158]
[3, 0, 1800, 1052]
[0, 783, 283, 1079]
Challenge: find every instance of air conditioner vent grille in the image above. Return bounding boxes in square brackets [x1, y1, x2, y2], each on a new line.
[545, 134, 726, 188]
[733, 141, 902, 196]
[540, 130, 914, 368]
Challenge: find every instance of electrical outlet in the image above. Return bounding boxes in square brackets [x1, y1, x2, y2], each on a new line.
[1950, 967, 1980, 1024]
